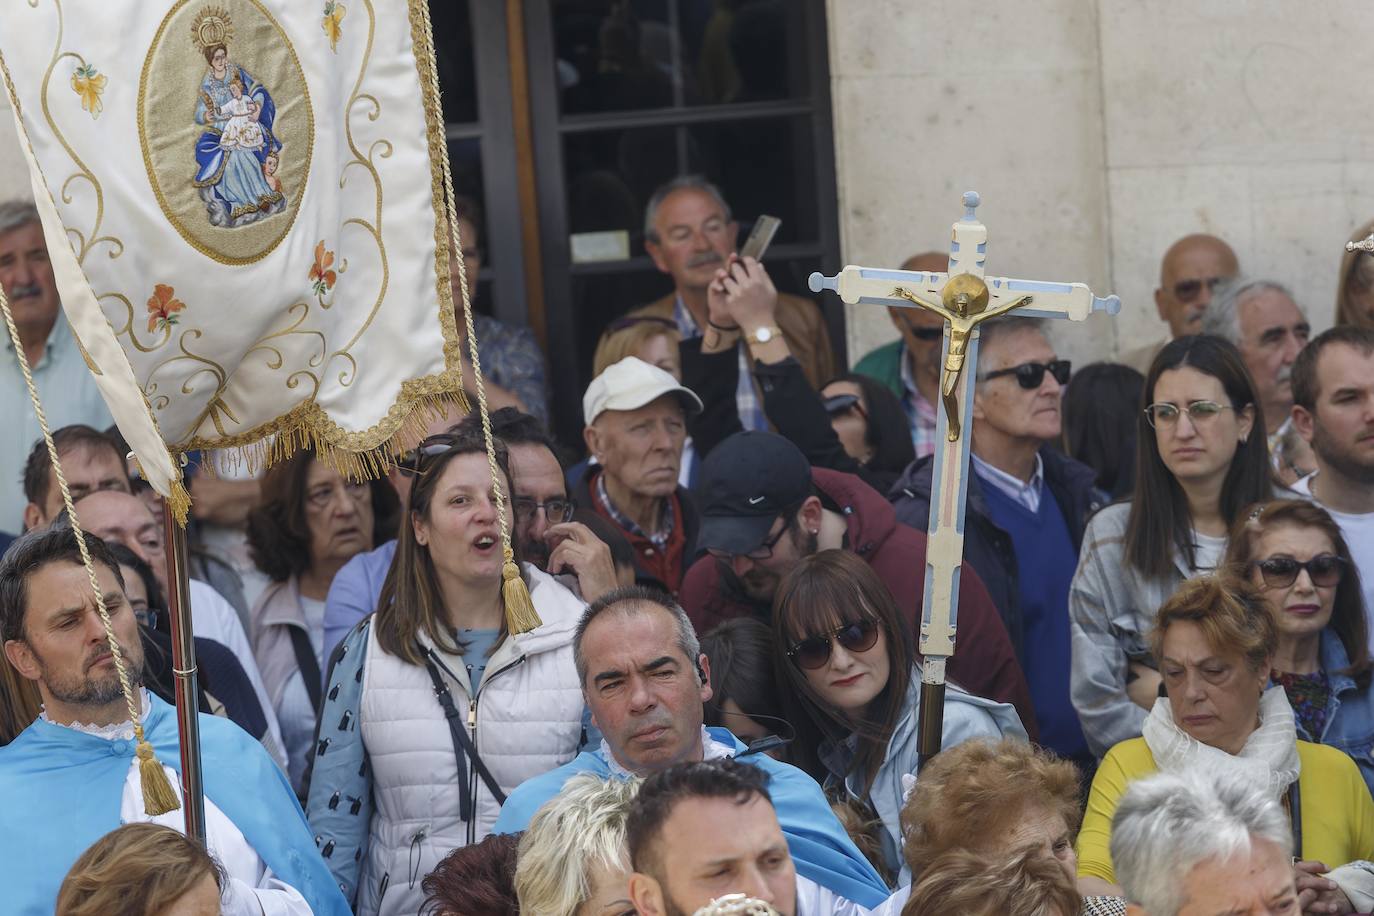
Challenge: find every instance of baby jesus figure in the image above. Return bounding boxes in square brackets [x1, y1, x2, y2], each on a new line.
[218, 81, 265, 151]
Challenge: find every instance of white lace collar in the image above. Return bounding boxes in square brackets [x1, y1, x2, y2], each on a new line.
[1141, 686, 1301, 798]
[602, 727, 734, 778]
[41, 689, 151, 742]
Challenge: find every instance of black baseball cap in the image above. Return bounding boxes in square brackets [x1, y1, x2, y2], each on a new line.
[697, 431, 814, 555]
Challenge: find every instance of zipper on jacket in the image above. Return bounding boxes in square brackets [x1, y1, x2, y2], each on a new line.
[463, 655, 526, 844]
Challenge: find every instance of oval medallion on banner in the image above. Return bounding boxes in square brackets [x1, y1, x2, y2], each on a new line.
[138, 0, 314, 264]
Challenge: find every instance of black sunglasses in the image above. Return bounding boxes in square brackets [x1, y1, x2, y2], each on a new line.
[981, 359, 1071, 389]
[822, 393, 866, 416]
[1255, 555, 1346, 589]
[396, 433, 461, 478]
[786, 619, 880, 670]
[1171, 276, 1226, 303]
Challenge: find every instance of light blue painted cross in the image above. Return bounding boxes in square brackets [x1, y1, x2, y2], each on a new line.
[809, 191, 1121, 762]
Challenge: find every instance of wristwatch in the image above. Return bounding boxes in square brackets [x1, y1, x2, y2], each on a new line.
[745, 326, 782, 346]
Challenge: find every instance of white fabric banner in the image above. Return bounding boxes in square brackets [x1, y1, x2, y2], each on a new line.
[0, 0, 461, 506]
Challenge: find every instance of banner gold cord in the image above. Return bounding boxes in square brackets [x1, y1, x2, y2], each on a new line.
[413, 0, 539, 635]
[0, 294, 178, 816]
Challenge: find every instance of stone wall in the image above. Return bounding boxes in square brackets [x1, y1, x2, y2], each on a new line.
[828, 0, 1374, 368]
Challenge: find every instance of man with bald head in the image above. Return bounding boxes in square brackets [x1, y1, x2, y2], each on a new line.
[1121, 234, 1239, 374]
[853, 251, 949, 458]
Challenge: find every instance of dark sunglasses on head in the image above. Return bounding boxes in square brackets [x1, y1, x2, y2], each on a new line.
[396, 433, 462, 478]
[1171, 276, 1227, 303]
[1255, 554, 1346, 589]
[786, 619, 880, 670]
[981, 359, 1071, 389]
[822, 393, 866, 417]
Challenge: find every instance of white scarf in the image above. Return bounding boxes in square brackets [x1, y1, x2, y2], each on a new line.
[1141, 686, 1301, 799]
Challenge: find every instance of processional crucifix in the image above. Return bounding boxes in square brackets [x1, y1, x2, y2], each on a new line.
[809, 192, 1121, 763]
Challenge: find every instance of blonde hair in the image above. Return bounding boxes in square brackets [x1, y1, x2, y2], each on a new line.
[515, 774, 639, 915]
[1150, 573, 1277, 674]
[593, 320, 680, 378]
[56, 823, 223, 916]
[900, 738, 1081, 882]
[901, 846, 1079, 916]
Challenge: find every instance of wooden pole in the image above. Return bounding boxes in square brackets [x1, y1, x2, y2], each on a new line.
[161, 493, 206, 843]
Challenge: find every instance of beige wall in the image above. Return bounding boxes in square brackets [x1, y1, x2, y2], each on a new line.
[828, 0, 1374, 370]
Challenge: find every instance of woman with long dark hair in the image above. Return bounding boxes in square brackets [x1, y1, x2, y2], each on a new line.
[1070, 335, 1271, 758]
[771, 549, 1025, 884]
[305, 428, 586, 915]
[1061, 363, 1144, 500]
[1225, 499, 1374, 794]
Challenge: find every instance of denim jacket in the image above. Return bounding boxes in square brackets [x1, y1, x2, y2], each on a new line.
[1276, 630, 1374, 798]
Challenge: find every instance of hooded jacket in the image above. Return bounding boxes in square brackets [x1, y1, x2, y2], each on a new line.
[679, 467, 1036, 736]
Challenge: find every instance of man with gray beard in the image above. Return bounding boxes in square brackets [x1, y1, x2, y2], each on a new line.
[0, 200, 111, 534]
[1200, 277, 1310, 449]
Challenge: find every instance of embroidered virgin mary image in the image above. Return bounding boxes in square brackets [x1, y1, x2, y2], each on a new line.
[191, 6, 285, 227]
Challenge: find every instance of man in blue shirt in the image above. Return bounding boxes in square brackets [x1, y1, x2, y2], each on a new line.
[493, 585, 890, 908]
[891, 317, 1101, 766]
[0, 199, 111, 534]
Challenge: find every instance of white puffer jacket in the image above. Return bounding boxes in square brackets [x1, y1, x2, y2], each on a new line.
[355, 566, 585, 916]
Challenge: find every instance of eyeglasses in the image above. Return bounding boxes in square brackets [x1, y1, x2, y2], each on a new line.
[1255, 554, 1346, 589]
[706, 516, 791, 563]
[512, 497, 576, 525]
[980, 359, 1072, 389]
[1143, 400, 1234, 429]
[306, 480, 370, 511]
[396, 433, 462, 477]
[787, 619, 881, 670]
[1171, 276, 1227, 303]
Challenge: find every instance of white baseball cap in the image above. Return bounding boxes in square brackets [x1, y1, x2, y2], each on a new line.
[583, 356, 704, 426]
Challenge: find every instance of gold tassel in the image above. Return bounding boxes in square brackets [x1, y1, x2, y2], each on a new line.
[502, 548, 542, 635]
[166, 478, 192, 529]
[136, 739, 181, 816]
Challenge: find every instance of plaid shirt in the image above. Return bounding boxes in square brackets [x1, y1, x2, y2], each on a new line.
[596, 471, 675, 548]
[673, 295, 767, 432]
[898, 344, 939, 459]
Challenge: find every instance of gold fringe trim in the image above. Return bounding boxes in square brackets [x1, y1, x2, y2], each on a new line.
[137, 739, 181, 816]
[184, 387, 468, 484]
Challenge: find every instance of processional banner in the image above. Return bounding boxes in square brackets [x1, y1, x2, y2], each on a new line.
[0, 0, 464, 513]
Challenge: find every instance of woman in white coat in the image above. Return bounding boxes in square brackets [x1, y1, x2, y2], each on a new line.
[306, 427, 586, 916]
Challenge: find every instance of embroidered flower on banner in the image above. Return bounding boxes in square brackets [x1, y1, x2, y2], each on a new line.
[71, 63, 107, 119]
[310, 241, 338, 296]
[322, 1, 347, 52]
[146, 284, 186, 333]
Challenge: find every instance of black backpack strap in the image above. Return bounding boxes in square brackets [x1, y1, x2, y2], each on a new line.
[421, 650, 507, 814]
[288, 625, 323, 712]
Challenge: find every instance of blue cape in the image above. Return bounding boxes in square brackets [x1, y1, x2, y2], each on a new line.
[493, 726, 891, 908]
[0, 693, 349, 916]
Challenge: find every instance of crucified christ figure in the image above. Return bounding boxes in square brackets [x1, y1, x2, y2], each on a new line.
[890, 273, 1033, 441]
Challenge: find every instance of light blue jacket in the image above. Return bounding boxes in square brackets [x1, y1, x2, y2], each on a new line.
[819, 670, 1028, 883]
[1276, 630, 1374, 798]
[493, 726, 892, 908]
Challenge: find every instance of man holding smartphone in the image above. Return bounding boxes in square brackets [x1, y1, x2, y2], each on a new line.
[594, 176, 834, 435]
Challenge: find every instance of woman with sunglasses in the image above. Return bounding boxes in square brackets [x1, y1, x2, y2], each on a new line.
[771, 549, 1027, 885]
[1070, 334, 1272, 758]
[1225, 499, 1374, 794]
[306, 428, 588, 916]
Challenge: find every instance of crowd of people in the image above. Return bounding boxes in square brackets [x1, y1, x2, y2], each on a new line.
[3, 175, 1374, 916]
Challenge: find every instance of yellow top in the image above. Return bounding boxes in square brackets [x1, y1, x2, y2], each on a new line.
[1077, 738, 1374, 882]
